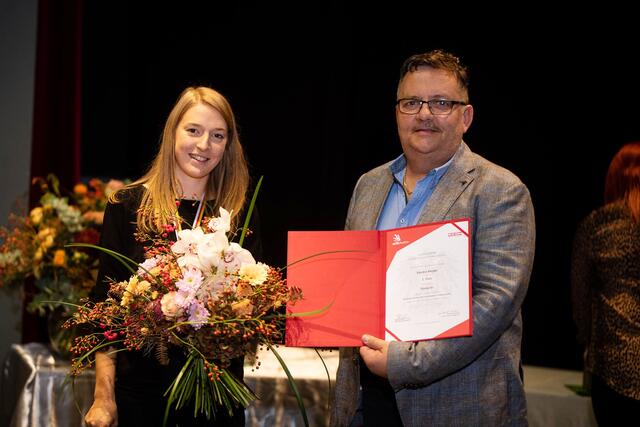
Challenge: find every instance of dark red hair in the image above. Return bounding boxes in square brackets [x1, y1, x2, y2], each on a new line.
[604, 141, 640, 222]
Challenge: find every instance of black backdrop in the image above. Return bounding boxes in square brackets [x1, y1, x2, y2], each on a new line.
[79, 3, 640, 370]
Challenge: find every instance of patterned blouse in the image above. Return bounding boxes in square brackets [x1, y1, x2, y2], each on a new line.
[571, 201, 640, 400]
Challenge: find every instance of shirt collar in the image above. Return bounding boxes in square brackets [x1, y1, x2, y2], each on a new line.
[388, 153, 454, 181]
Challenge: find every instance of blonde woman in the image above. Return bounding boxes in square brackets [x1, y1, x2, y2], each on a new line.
[85, 86, 260, 427]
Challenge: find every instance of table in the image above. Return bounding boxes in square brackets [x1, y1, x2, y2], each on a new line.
[244, 347, 338, 427]
[2, 344, 596, 427]
[247, 355, 599, 426]
[523, 365, 597, 427]
[0, 343, 95, 427]
[0, 343, 338, 427]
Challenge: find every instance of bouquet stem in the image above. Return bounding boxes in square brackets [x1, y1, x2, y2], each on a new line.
[163, 350, 256, 427]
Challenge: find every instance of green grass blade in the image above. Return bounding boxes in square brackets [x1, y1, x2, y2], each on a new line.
[163, 352, 195, 427]
[279, 249, 370, 272]
[265, 342, 308, 427]
[239, 175, 263, 247]
[66, 243, 138, 275]
[314, 348, 332, 413]
[66, 242, 167, 287]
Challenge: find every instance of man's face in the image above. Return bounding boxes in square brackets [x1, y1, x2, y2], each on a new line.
[396, 66, 473, 166]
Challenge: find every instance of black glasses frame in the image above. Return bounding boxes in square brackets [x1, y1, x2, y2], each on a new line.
[396, 98, 468, 115]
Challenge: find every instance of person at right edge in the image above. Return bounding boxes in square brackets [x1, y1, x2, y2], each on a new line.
[571, 141, 640, 426]
[330, 49, 536, 427]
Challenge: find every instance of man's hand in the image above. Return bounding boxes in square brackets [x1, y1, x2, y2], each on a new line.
[359, 334, 389, 378]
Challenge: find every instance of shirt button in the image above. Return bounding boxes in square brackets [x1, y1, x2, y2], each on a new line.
[400, 219, 405, 223]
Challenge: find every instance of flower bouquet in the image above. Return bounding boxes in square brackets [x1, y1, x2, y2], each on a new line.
[66, 198, 304, 424]
[0, 174, 125, 316]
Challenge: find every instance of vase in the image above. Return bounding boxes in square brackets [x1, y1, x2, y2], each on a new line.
[47, 307, 76, 359]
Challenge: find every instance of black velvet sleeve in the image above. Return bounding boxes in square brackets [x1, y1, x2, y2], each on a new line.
[90, 186, 146, 301]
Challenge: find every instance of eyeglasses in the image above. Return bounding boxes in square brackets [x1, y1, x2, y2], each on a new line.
[396, 98, 468, 115]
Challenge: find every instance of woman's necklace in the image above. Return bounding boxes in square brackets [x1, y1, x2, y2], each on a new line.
[174, 192, 206, 239]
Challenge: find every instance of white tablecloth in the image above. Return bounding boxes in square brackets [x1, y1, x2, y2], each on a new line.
[0, 343, 95, 427]
[524, 365, 597, 427]
[1, 344, 596, 427]
[244, 346, 338, 427]
[246, 353, 599, 426]
[0, 343, 338, 427]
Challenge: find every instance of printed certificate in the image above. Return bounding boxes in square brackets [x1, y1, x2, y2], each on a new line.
[285, 218, 472, 347]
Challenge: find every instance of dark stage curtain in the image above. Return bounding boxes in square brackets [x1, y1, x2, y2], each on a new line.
[23, 0, 84, 344]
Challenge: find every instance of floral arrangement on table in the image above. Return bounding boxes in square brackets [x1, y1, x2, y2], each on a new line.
[0, 174, 126, 316]
[65, 194, 305, 424]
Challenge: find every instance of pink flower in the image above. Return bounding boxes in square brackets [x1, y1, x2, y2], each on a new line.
[188, 301, 210, 330]
[105, 179, 125, 198]
[160, 292, 183, 319]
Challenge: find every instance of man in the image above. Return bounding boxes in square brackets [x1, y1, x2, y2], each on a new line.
[331, 50, 535, 426]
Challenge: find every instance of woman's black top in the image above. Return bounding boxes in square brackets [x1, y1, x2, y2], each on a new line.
[571, 201, 640, 400]
[93, 185, 262, 427]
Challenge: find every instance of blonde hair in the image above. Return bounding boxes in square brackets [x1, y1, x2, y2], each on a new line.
[114, 86, 249, 233]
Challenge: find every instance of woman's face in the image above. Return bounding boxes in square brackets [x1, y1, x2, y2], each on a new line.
[174, 103, 228, 195]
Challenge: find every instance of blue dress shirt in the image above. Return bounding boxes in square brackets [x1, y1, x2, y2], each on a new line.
[376, 154, 452, 231]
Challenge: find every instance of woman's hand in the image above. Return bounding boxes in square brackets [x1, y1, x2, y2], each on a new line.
[86, 349, 118, 427]
[85, 397, 118, 427]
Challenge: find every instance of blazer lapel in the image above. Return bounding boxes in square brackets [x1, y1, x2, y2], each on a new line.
[363, 172, 394, 229]
[418, 142, 476, 223]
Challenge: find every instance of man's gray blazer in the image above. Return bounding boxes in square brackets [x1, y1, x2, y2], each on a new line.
[330, 142, 535, 427]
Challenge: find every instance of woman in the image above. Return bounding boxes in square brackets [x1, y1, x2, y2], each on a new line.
[571, 141, 640, 426]
[85, 86, 260, 427]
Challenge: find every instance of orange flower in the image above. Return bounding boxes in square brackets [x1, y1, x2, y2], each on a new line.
[83, 210, 105, 225]
[73, 183, 88, 195]
[52, 249, 66, 266]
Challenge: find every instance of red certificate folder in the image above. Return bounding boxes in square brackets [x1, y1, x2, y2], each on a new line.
[285, 218, 472, 347]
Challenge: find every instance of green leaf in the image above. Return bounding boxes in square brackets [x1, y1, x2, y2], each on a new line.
[284, 301, 334, 318]
[65, 242, 166, 289]
[314, 348, 332, 413]
[48, 173, 61, 196]
[72, 340, 126, 369]
[265, 342, 309, 427]
[239, 175, 263, 248]
[279, 249, 370, 272]
[565, 383, 591, 396]
[65, 243, 138, 275]
[162, 351, 257, 426]
[164, 352, 195, 427]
